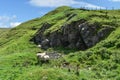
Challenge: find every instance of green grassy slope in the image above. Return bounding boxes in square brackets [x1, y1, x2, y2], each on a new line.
[0, 28, 10, 46]
[0, 6, 120, 80]
[0, 28, 10, 37]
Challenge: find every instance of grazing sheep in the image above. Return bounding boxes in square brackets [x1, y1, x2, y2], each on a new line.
[37, 52, 46, 57]
[37, 52, 50, 65]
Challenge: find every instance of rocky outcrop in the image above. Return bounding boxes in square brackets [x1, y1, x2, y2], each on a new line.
[31, 20, 114, 50]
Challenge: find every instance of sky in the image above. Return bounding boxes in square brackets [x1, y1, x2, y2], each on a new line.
[0, 0, 120, 28]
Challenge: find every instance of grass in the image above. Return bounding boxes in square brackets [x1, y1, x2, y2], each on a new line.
[0, 6, 120, 80]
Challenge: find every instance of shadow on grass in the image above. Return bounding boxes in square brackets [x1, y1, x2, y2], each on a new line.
[47, 47, 80, 55]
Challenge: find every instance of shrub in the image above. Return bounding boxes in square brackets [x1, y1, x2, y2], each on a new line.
[103, 40, 116, 48]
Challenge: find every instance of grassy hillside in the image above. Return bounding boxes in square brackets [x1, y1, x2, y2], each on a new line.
[0, 28, 10, 37]
[0, 6, 120, 80]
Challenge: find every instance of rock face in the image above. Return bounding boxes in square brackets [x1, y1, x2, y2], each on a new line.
[31, 20, 114, 50]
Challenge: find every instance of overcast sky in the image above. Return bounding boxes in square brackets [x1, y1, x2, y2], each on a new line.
[0, 0, 120, 28]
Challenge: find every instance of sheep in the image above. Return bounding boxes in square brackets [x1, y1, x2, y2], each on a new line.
[43, 55, 50, 60]
[36, 52, 50, 65]
[37, 52, 46, 57]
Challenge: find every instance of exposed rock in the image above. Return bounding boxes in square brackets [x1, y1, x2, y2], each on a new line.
[46, 52, 62, 59]
[31, 20, 114, 50]
[41, 39, 50, 49]
[31, 22, 51, 44]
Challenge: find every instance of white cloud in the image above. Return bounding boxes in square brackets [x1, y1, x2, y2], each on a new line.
[109, 0, 120, 2]
[29, 0, 104, 9]
[0, 15, 21, 28]
[76, 2, 105, 9]
[0, 16, 11, 22]
[10, 22, 21, 27]
[29, 0, 77, 7]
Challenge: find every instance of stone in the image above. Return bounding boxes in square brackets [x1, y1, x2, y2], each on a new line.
[41, 39, 50, 49]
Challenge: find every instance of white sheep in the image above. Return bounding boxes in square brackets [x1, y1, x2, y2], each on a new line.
[37, 52, 46, 58]
[36, 52, 50, 65]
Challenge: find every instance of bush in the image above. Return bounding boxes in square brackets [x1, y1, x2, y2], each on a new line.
[103, 40, 116, 48]
[96, 48, 112, 59]
[116, 42, 120, 48]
